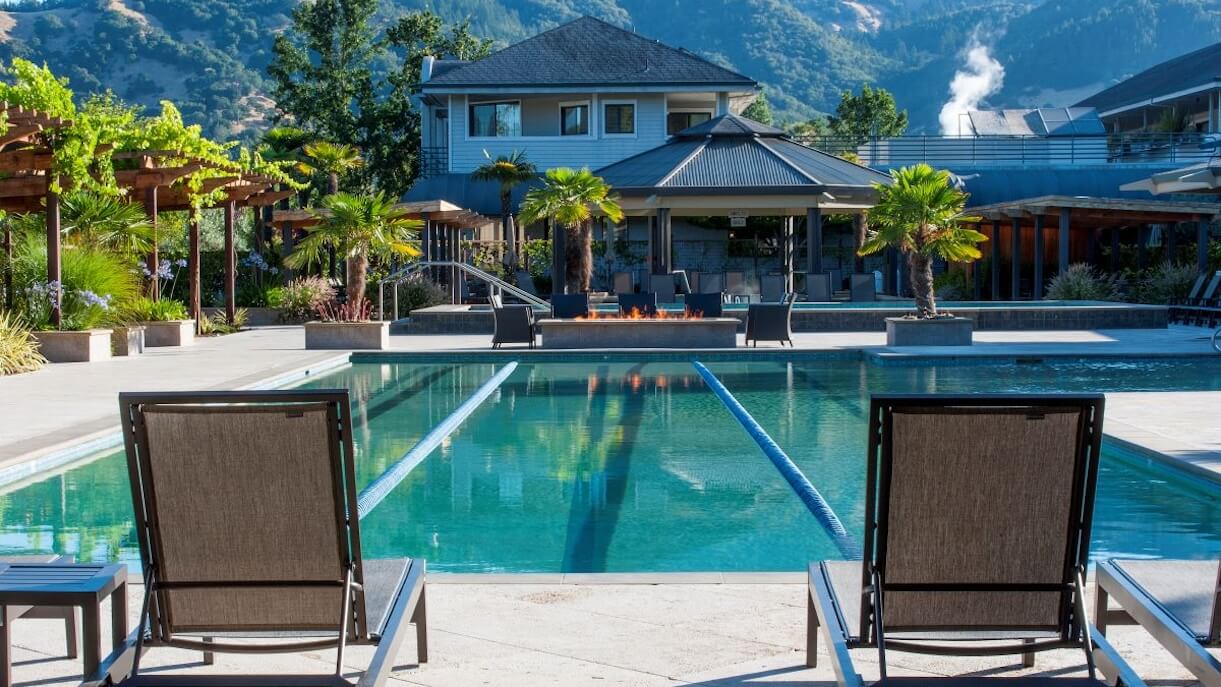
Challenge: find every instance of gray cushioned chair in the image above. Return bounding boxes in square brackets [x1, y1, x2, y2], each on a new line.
[807, 394, 1145, 687]
[490, 294, 536, 348]
[618, 292, 658, 317]
[102, 391, 428, 687]
[550, 293, 590, 319]
[684, 292, 723, 318]
[744, 297, 794, 347]
[1095, 559, 1220, 685]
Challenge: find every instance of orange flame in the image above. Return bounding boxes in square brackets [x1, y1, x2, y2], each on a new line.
[575, 306, 704, 321]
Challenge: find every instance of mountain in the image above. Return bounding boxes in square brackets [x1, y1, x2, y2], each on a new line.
[1, 0, 1219, 140]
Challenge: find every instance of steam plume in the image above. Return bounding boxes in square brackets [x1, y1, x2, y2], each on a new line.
[938, 36, 1005, 136]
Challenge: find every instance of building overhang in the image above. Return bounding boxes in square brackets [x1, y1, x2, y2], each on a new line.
[1096, 80, 1221, 119]
[419, 83, 758, 96]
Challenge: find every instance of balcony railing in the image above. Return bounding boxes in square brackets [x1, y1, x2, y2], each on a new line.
[789, 133, 1218, 167]
[420, 146, 448, 177]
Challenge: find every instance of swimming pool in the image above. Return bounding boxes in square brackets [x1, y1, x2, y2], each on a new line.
[2, 356, 1218, 572]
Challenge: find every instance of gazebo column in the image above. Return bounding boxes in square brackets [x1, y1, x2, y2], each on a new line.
[1110, 227, 1121, 273]
[1010, 217, 1021, 299]
[1137, 225, 1150, 270]
[1058, 209, 1071, 276]
[1033, 214, 1045, 300]
[805, 207, 822, 279]
[46, 187, 61, 328]
[144, 187, 160, 299]
[782, 216, 795, 292]
[223, 201, 236, 324]
[656, 208, 672, 275]
[1198, 215, 1212, 273]
[972, 222, 983, 299]
[1087, 228, 1099, 266]
[189, 209, 202, 333]
[1165, 223, 1177, 264]
[990, 220, 1001, 301]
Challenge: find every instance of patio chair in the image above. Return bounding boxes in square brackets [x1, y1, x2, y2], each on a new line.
[1094, 559, 1221, 685]
[613, 271, 634, 295]
[850, 273, 876, 302]
[1184, 271, 1221, 326]
[0, 555, 78, 665]
[550, 293, 590, 319]
[491, 294, 536, 348]
[807, 394, 1146, 687]
[515, 270, 539, 297]
[744, 298, 794, 347]
[725, 271, 745, 298]
[675, 271, 693, 296]
[618, 292, 658, 317]
[103, 390, 428, 687]
[1168, 273, 1209, 323]
[687, 272, 703, 294]
[684, 292, 723, 318]
[761, 274, 787, 303]
[808, 273, 834, 302]
[828, 268, 844, 292]
[650, 274, 677, 303]
[701, 273, 725, 298]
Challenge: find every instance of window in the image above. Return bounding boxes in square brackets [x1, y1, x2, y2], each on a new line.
[469, 102, 521, 137]
[561, 103, 589, 136]
[604, 103, 636, 135]
[667, 111, 712, 135]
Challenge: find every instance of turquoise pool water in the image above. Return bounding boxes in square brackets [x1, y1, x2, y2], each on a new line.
[2, 357, 1218, 572]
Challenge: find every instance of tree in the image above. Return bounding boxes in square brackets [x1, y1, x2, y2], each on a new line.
[519, 169, 623, 293]
[858, 164, 985, 318]
[9, 191, 154, 255]
[301, 141, 364, 196]
[285, 192, 421, 305]
[471, 150, 536, 269]
[741, 89, 773, 125]
[828, 85, 909, 143]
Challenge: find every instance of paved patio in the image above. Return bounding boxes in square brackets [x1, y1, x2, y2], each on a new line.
[7, 580, 1204, 686]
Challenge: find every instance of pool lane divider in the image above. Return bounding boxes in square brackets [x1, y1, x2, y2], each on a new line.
[691, 361, 860, 558]
[356, 361, 519, 519]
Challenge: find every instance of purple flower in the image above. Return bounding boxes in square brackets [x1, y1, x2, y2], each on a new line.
[156, 262, 173, 280]
[79, 290, 111, 310]
[176, 258, 188, 268]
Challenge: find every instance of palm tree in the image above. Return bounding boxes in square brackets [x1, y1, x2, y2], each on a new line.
[519, 168, 623, 293]
[10, 190, 153, 255]
[858, 164, 986, 318]
[285, 192, 421, 306]
[300, 141, 364, 196]
[471, 150, 536, 268]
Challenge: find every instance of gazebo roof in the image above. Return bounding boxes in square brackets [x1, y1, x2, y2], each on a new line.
[596, 114, 891, 198]
[1120, 161, 1221, 196]
[970, 195, 1220, 226]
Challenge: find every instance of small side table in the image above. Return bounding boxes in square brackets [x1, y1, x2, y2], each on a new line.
[0, 562, 127, 686]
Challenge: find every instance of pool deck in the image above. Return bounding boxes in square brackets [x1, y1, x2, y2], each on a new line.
[3, 324, 1217, 480]
[9, 578, 1205, 686]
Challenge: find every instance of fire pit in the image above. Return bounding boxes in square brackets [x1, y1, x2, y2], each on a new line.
[537, 309, 738, 349]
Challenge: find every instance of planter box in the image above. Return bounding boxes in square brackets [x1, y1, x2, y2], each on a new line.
[886, 316, 973, 347]
[202, 306, 278, 326]
[143, 320, 196, 347]
[112, 326, 146, 356]
[33, 329, 113, 363]
[305, 321, 390, 350]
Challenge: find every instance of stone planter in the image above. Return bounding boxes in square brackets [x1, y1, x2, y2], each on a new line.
[305, 321, 390, 350]
[112, 326, 146, 356]
[885, 316, 973, 346]
[202, 306, 277, 326]
[143, 320, 196, 347]
[33, 329, 113, 363]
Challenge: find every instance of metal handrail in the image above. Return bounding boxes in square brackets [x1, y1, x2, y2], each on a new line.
[378, 260, 548, 319]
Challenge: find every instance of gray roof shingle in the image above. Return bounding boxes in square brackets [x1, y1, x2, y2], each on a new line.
[421, 16, 757, 90]
[1076, 42, 1221, 113]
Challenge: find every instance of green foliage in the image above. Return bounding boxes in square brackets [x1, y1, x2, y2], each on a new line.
[300, 141, 364, 194]
[1129, 262, 1199, 304]
[521, 239, 552, 277]
[267, 275, 335, 322]
[520, 168, 623, 292]
[470, 244, 508, 280]
[119, 296, 190, 322]
[198, 308, 248, 335]
[0, 311, 46, 375]
[118, 101, 240, 209]
[396, 276, 449, 313]
[1045, 264, 1122, 302]
[933, 268, 971, 301]
[828, 84, 908, 142]
[741, 89, 773, 126]
[10, 236, 141, 330]
[9, 190, 153, 256]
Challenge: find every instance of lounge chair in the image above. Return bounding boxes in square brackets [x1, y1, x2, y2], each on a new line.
[828, 268, 844, 292]
[684, 292, 723, 318]
[1184, 271, 1221, 327]
[687, 271, 703, 294]
[650, 274, 677, 303]
[515, 270, 539, 297]
[1168, 273, 1209, 323]
[1095, 559, 1221, 685]
[490, 294, 536, 348]
[618, 292, 658, 317]
[550, 293, 590, 319]
[701, 273, 725, 298]
[725, 271, 745, 298]
[807, 394, 1145, 687]
[761, 274, 787, 303]
[744, 297, 794, 347]
[808, 273, 834, 302]
[849, 273, 876, 302]
[675, 270, 693, 296]
[1, 555, 78, 670]
[612, 271, 633, 295]
[102, 390, 427, 687]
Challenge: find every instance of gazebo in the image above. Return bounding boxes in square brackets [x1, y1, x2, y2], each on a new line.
[595, 114, 891, 293]
[1120, 160, 1221, 196]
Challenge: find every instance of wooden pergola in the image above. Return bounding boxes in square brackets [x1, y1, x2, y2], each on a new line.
[272, 200, 492, 304]
[968, 196, 1220, 300]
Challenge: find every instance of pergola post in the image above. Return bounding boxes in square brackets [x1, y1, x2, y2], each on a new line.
[1165, 223, 1177, 264]
[1033, 214, 1045, 300]
[281, 217, 295, 282]
[46, 187, 61, 328]
[1010, 217, 1021, 299]
[189, 209, 201, 333]
[806, 207, 822, 279]
[223, 201, 236, 325]
[1110, 227, 1121, 273]
[990, 220, 1000, 301]
[1087, 228, 1099, 266]
[1197, 216, 1211, 273]
[1058, 209, 1071, 275]
[144, 187, 159, 300]
[1137, 225, 1149, 270]
[972, 223, 982, 299]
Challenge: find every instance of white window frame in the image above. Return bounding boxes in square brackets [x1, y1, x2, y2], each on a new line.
[602, 99, 638, 138]
[467, 99, 524, 140]
[558, 99, 593, 138]
[665, 107, 714, 135]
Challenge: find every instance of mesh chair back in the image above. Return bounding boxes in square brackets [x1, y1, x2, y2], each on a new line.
[725, 271, 745, 295]
[515, 270, 537, 296]
[120, 392, 362, 636]
[761, 274, 786, 303]
[551, 293, 590, 319]
[1200, 272, 1221, 302]
[613, 272, 633, 295]
[865, 395, 1103, 637]
[702, 273, 725, 294]
[850, 274, 876, 302]
[808, 273, 833, 302]
[619, 292, 658, 316]
[650, 274, 677, 303]
[684, 292, 723, 318]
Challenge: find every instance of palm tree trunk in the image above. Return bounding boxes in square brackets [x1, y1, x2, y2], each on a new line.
[578, 220, 593, 292]
[908, 251, 937, 318]
[502, 191, 516, 269]
[347, 252, 368, 307]
[854, 214, 868, 273]
[564, 224, 585, 293]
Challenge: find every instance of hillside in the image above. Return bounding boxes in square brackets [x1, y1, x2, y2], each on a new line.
[1, 0, 1219, 139]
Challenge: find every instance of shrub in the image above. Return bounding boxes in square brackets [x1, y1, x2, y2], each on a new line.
[933, 269, 971, 301]
[117, 297, 190, 323]
[267, 276, 335, 322]
[317, 299, 372, 323]
[198, 309, 248, 336]
[10, 236, 140, 330]
[1045, 263, 1122, 301]
[395, 277, 448, 315]
[0, 312, 47, 375]
[1130, 262, 1200, 304]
